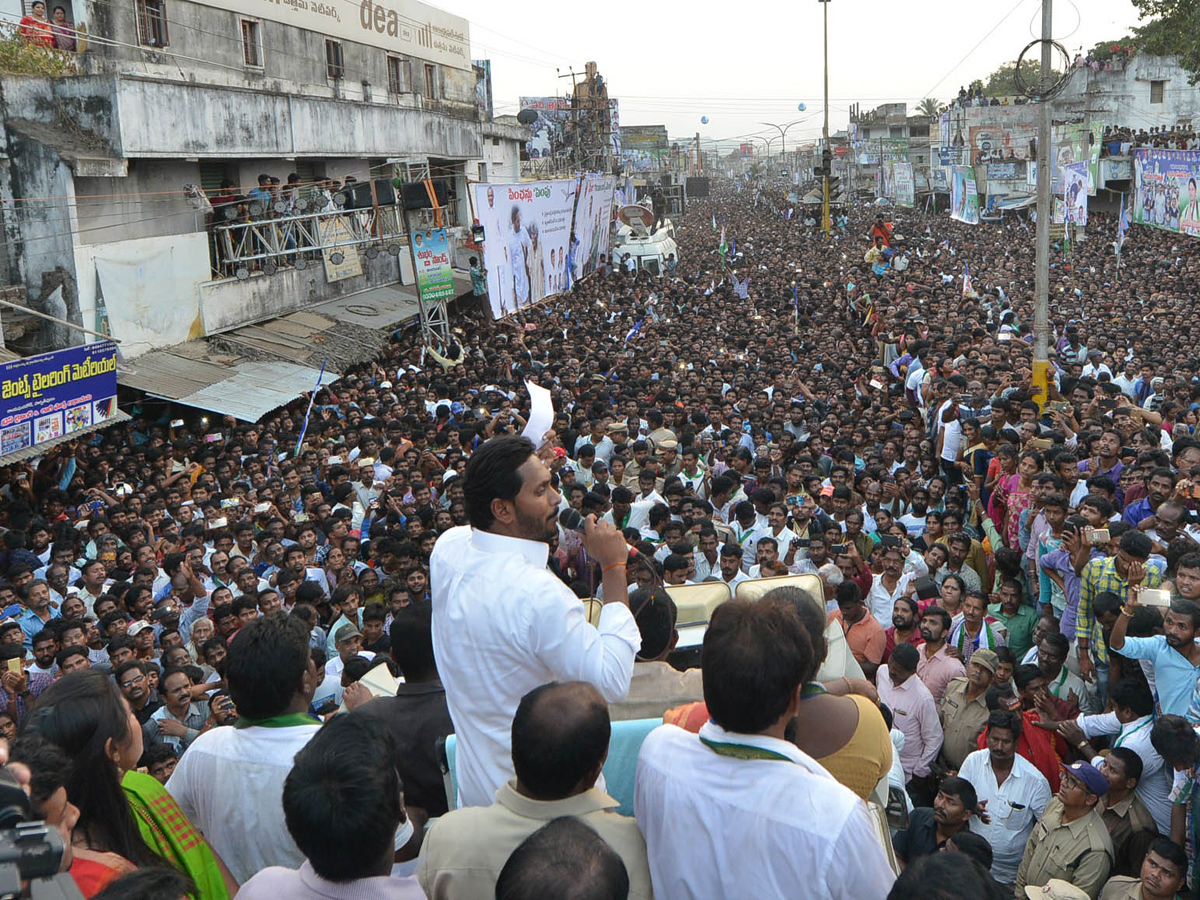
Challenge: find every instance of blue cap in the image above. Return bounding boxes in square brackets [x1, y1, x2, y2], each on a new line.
[1060, 760, 1108, 796]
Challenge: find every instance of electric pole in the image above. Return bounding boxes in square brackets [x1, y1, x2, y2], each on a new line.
[820, 0, 831, 236]
[1032, 0, 1052, 409]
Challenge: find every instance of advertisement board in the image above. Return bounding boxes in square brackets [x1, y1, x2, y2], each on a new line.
[0, 341, 118, 458]
[183, 0, 470, 70]
[474, 180, 581, 319]
[893, 162, 915, 208]
[519, 97, 621, 160]
[986, 162, 1020, 181]
[951, 166, 980, 225]
[411, 227, 455, 303]
[1134, 148, 1200, 237]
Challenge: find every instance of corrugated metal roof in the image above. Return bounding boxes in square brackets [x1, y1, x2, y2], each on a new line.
[0, 410, 131, 467]
[171, 361, 330, 422]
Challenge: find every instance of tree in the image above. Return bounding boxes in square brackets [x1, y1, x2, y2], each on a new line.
[917, 98, 941, 118]
[981, 59, 1042, 97]
[1130, 0, 1200, 83]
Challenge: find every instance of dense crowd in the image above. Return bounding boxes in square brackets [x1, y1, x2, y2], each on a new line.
[2, 172, 1200, 899]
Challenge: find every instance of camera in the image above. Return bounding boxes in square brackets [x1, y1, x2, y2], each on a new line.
[0, 767, 81, 899]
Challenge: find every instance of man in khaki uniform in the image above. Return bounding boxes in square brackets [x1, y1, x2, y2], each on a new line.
[418, 682, 651, 900]
[1095, 747, 1158, 876]
[1099, 835, 1189, 900]
[1016, 760, 1114, 899]
[937, 649, 997, 769]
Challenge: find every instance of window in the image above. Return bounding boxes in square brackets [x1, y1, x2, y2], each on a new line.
[423, 63, 438, 101]
[325, 39, 344, 80]
[240, 19, 262, 68]
[136, 0, 168, 47]
[387, 55, 410, 94]
[1150, 80, 1165, 104]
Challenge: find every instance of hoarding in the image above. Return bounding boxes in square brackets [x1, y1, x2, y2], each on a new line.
[1134, 148, 1200, 237]
[474, 180, 580, 319]
[185, 0, 470, 70]
[893, 162, 915, 207]
[411, 227, 455, 302]
[519, 97, 621, 160]
[951, 166, 980, 225]
[0, 341, 118, 458]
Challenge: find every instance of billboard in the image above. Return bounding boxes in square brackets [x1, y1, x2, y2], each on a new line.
[893, 162, 915, 208]
[969, 122, 1036, 165]
[1063, 161, 1089, 226]
[1052, 122, 1104, 195]
[184, 0, 469, 69]
[1134, 148, 1200, 237]
[411, 227, 455, 302]
[951, 166, 980, 225]
[474, 180, 580, 319]
[519, 97, 621, 160]
[572, 175, 616, 281]
[0, 341, 118, 458]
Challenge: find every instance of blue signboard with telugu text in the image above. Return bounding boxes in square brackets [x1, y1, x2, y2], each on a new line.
[0, 341, 118, 457]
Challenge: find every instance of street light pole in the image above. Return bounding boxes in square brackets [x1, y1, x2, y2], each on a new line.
[1033, 0, 1052, 410]
[759, 119, 804, 171]
[820, 0, 831, 236]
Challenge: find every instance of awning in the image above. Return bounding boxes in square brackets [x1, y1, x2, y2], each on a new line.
[993, 195, 1036, 210]
[0, 409, 131, 467]
[115, 280, 441, 422]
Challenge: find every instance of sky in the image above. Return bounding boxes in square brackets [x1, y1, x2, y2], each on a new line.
[444, 0, 1146, 152]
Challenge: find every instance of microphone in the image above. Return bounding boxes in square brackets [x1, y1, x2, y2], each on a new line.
[558, 508, 662, 584]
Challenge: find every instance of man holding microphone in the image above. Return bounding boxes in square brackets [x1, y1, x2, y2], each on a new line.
[431, 435, 640, 808]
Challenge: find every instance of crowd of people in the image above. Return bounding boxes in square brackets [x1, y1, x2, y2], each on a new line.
[2, 169, 1200, 899]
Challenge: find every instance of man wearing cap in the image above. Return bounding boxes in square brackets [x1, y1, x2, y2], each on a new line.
[1015, 760, 1114, 899]
[607, 422, 629, 457]
[655, 440, 681, 482]
[938, 649, 998, 769]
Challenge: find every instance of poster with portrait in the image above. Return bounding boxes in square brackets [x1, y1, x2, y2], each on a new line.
[571, 175, 616, 282]
[893, 162, 915, 208]
[950, 166, 980, 225]
[1063, 161, 1089, 226]
[473, 179, 581, 319]
[1134, 148, 1200, 237]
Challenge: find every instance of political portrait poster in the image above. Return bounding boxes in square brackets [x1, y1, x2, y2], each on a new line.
[951, 166, 980, 225]
[1134, 148, 1200, 238]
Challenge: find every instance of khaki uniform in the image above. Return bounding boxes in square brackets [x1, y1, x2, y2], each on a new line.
[1099, 792, 1158, 872]
[1015, 798, 1114, 899]
[938, 676, 989, 769]
[1097, 876, 1147, 900]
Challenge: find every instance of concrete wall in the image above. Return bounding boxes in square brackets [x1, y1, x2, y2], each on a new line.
[198, 247, 399, 332]
[1056, 56, 1200, 132]
[75, 159, 201, 244]
[78, 0, 478, 116]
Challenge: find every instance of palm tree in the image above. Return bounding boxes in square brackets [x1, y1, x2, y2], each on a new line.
[917, 97, 940, 118]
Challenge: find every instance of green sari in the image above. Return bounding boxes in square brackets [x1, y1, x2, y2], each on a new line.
[122, 770, 230, 899]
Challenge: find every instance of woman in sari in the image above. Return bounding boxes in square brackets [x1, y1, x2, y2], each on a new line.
[989, 449, 1041, 549]
[975, 665, 1070, 792]
[25, 671, 235, 898]
[18, 1, 54, 47]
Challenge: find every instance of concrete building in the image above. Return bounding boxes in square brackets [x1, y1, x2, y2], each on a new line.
[0, 0, 526, 362]
[847, 103, 932, 200]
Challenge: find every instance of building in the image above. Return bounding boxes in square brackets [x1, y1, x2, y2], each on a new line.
[847, 103, 932, 201]
[0, 0, 526, 367]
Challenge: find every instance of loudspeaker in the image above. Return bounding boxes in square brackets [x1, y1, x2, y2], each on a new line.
[686, 176, 710, 197]
[401, 179, 450, 210]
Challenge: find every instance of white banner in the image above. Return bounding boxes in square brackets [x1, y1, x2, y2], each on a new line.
[572, 175, 616, 282]
[474, 180, 580, 319]
[894, 162, 915, 208]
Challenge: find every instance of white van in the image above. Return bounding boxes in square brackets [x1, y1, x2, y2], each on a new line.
[611, 205, 679, 277]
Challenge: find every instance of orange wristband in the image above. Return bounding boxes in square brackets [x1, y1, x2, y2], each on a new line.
[602, 562, 627, 573]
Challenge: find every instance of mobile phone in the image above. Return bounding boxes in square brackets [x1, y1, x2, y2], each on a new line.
[210, 517, 227, 528]
[220, 498, 238, 508]
[6, 658, 22, 674]
[1047, 401, 1071, 414]
[1027, 438, 1053, 451]
[170, 419, 184, 428]
[913, 576, 939, 601]
[328, 456, 344, 465]
[786, 495, 800, 506]
[794, 539, 811, 549]
[254, 502, 271, 513]
[998, 333, 1013, 342]
[294, 513, 310, 523]
[869, 380, 885, 391]
[1099, 398, 1118, 410]
[1085, 527, 1110, 545]
[879, 535, 900, 549]
[204, 433, 223, 443]
[831, 544, 848, 554]
[1138, 588, 1172, 608]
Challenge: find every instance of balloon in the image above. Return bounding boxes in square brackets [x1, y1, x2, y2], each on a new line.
[700, 116, 709, 125]
[798, 103, 806, 111]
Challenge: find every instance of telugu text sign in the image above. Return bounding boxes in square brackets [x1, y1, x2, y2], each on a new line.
[0, 341, 118, 458]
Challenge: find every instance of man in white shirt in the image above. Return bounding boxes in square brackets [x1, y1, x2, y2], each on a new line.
[635, 596, 895, 898]
[431, 436, 639, 808]
[168, 613, 321, 884]
[958, 708, 1052, 888]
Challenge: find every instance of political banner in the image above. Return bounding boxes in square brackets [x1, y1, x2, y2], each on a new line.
[986, 162, 1020, 181]
[0, 341, 118, 458]
[894, 162, 915, 208]
[518, 97, 571, 160]
[572, 175, 616, 281]
[474, 179, 581, 319]
[1063, 161, 1088, 226]
[1133, 148, 1200, 237]
[318, 218, 363, 282]
[951, 166, 980, 225]
[411, 227, 455, 303]
[1052, 122, 1104, 195]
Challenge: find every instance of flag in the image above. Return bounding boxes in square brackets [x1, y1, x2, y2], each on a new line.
[624, 319, 642, 342]
[730, 237, 737, 257]
[863, 298, 877, 328]
[293, 357, 328, 456]
[962, 264, 974, 298]
[791, 284, 799, 314]
[712, 213, 716, 231]
[1117, 193, 1130, 251]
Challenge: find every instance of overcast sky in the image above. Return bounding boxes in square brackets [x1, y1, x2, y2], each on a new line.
[447, 0, 1146, 150]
